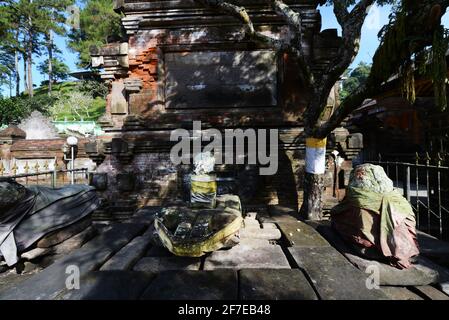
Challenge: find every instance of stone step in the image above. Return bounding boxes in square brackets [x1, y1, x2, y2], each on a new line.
[61, 271, 155, 300]
[126, 207, 161, 226]
[239, 228, 282, 241]
[146, 245, 173, 257]
[277, 221, 330, 247]
[380, 287, 423, 300]
[412, 285, 449, 300]
[51, 226, 97, 256]
[254, 212, 271, 223]
[37, 217, 92, 248]
[0, 223, 147, 300]
[140, 270, 238, 300]
[288, 246, 388, 300]
[416, 257, 449, 295]
[243, 218, 260, 228]
[316, 224, 441, 286]
[239, 269, 318, 300]
[204, 244, 290, 270]
[244, 212, 258, 220]
[346, 252, 440, 286]
[100, 230, 154, 271]
[418, 231, 449, 267]
[133, 257, 201, 272]
[237, 238, 275, 247]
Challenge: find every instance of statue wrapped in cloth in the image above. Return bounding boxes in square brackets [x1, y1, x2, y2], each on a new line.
[0, 180, 100, 266]
[330, 164, 419, 269]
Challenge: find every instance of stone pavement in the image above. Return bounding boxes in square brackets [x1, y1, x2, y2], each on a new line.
[0, 205, 448, 300]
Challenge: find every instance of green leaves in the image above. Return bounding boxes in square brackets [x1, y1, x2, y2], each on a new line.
[0, 94, 56, 125]
[0, 0, 76, 96]
[37, 58, 70, 81]
[340, 62, 372, 100]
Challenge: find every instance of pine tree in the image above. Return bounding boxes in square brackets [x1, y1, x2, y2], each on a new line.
[38, 58, 70, 82]
[67, 0, 124, 68]
[35, 0, 73, 94]
[0, 0, 74, 96]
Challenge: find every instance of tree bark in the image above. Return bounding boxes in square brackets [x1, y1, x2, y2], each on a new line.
[300, 133, 328, 220]
[23, 54, 28, 94]
[27, 1, 33, 97]
[14, 29, 20, 97]
[300, 172, 324, 221]
[47, 31, 53, 95]
[14, 50, 20, 96]
[196, 0, 449, 221]
[9, 74, 12, 97]
[27, 39, 33, 97]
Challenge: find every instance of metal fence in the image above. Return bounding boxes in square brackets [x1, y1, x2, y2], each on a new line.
[0, 168, 90, 188]
[366, 153, 449, 241]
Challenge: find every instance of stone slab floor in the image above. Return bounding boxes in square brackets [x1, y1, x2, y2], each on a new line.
[1, 205, 449, 300]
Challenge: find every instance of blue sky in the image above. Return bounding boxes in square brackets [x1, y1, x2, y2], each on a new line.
[2, 3, 449, 96]
[320, 4, 393, 67]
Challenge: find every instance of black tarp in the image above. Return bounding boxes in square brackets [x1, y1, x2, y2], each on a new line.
[0, 182, 100, 266]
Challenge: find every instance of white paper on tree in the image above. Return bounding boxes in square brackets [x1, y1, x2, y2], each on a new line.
[305, 147, 326, 174]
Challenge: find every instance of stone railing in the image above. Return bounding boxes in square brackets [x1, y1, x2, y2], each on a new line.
[0, 159, 90, 187]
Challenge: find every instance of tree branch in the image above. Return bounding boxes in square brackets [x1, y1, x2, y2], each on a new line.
[197, 0, 314, 87]
[268, 0, 314, 87]
[270, 0, 302, 33]
[305, 0, 375, 132]
[197, 0, 256, 34]
[326, 0, 375, 84]
[333, 0, 349, 25]
[197, 0, 286, 48]
[316, 0, 449, 139]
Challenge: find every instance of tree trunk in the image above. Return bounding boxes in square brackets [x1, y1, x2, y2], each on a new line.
[27, 41, 33, 97]
[27, 4, 33, 97]
[300, 135, 327, 221]
[14, 29, 20, 97]
[300, 172, 324, 221]
[14, 50, 20, 96]
[23, 55, 28, 94]
[47, 31, 53, 95]
[9, 74, 12, 97]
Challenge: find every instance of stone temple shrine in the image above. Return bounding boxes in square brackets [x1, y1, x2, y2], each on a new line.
[86, 0, 363, 219]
